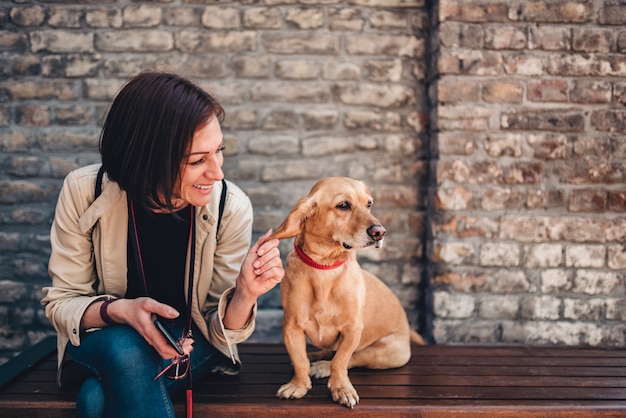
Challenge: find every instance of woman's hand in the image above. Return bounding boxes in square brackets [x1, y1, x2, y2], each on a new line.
[88, 297, 193, 360]
[223, 229, 284, 330]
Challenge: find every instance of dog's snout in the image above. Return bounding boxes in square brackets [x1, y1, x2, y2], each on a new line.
[367, 225, 386, 241]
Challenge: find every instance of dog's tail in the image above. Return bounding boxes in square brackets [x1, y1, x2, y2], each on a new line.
[410, 329, 427, 346]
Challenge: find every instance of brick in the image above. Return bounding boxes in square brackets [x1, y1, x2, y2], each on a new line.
[485, 133, 523, 157]
[439, 22, 483, 49]
[434, 242, 474, 265]
[433, 291, 475, 319]
[364, 59, 403, 82]
[243, 7, 283, 29]
[334, 83, 415, 108]
[261, 110, 299, 130]
[123, 5, 162, 28]
[524, 244, 562, 268]
[606, 298, 626, 321]
[501, 109, 585, 132]
[96, 30, 173, 52]
[435, 186, 474, 210]
[547, 54, 616, 77]
[437, 78, 480, 103]
[346, 34, 424, 57]
[526, 190, 565, 210]
[509, 1, 591, 23]
[479, 242, 520, 267]
[0, 31, 27, 51]
[16, 105, 50, 126]
[573, 270, 622, 296]
[85, 8, 123, 28]
[0, 131, 29, 152]
[570, 80, 612, 103]
[591, 109, 626, 133]
[599, 1, 626, 25]
[484, 25, 527, 50]
[482, 80, 523, 103]
[232, 55, 271, 78]
[437, 131, 478, 156]
[286, 7, 324, 29]
[275, 60, 321, 80]
[348, 0, 425, 7]
[302, 109, 339, 130]
[563, 298, 604, 321]
[529, 25, 570, 51]
[567, 159, 617, 187]
[2, 54, 40, 77]
[248, 135, 299, 156]
[568, 189, 607, 213]
[607, 245, 626, 270]
[482, 187, 524, 211]
[36, 130, 99, 152]
[503, 162, 543, 185]
[323, 61, 361, 80]
[10, 6, 46, 27]
[572, 135, 611, 159]
[479, 295, 519, 319]
[572, 28, 612, 53]
[608, 191, 626, 212]
[433, 319, 499, 344]
[30, 30, 94, 53]
[521, 295, 560, 320]
[504, 53, 546, 76]
[48, 7, 83, 29]
[329, 8, 364, 31]
[344, 110, 383, 130]
[527, 79, 568, 102]
[541, 269, 572, 293]
[6, 156, 45, 177]
[369, 10, 408, 30]
[263, 33, 338, 54]
[440, 1, 509, 23]
[0, 181, 58, 204]
[250, 82, 329, 103]
[53, 105, 94, 125]
[439, 50, 502, 75]
[438, 105, 493, 131]
[526, 133, 567, 160]
[619, 32, 626, 53]
[201, 7, 240, 29]
[565, 244, 606, 268]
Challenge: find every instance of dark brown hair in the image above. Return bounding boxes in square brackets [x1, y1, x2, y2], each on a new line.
[99, 71, 225, 211]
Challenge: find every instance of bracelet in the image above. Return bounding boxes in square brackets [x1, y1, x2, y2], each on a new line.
[99, 298, 118, 326]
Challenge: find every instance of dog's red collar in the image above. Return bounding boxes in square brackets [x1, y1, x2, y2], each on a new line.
[294, 242, 347, 270]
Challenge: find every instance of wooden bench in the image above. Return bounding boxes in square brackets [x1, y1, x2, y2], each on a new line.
[1, 336, 625, 417]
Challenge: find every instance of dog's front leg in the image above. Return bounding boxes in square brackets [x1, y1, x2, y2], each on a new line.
[328, 330, 361, 408]
[276, 329, 312, 399]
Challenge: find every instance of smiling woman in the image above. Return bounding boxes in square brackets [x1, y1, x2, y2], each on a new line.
[40, 71, 285, 418]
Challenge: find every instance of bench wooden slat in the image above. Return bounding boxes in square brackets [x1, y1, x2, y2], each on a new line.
[2, 341, 626, 417]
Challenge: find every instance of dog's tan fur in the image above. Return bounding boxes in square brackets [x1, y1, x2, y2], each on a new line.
[271, 177, 425, 408]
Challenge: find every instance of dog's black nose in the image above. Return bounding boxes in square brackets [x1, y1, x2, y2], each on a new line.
[367, 225, 386, 241]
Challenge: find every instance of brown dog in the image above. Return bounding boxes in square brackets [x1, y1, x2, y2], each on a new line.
[270, 177, 424, 408]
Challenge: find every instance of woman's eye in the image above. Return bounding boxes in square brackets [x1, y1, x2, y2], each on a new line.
[189, 158, 204, 166]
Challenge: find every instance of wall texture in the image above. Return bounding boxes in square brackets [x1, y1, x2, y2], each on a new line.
[0, 0, 428, 364]
[431, 0, 626, 346]
[1, 0, 626, 365]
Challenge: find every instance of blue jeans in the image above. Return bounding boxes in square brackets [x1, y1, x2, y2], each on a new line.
[67, 324, 224, 418]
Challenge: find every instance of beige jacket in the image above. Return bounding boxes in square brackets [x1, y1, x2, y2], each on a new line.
[41, 164, 256, 384]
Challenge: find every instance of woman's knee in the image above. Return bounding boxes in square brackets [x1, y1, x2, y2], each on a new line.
[76, 377, 105, 418]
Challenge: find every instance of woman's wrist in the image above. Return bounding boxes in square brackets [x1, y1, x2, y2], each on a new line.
[99, 298, 119, 326]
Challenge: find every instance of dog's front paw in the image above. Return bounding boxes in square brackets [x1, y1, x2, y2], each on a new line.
[328, 378, 360, 409]
[310, 360, 331, 379]
[276, 378, 312, 400]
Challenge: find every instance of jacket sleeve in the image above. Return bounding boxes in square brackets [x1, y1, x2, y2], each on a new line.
[203, 183, 256, 360]
[41, 168, 109, 347]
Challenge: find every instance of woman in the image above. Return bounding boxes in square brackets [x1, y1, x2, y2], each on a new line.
[41, 72, 284, 417]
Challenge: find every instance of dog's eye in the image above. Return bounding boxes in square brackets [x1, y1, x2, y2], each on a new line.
[336, 201, 351, 210]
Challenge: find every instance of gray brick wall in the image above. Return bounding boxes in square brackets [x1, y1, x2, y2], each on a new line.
[432, 0, 626, 346]
[0, 0, 428, 364]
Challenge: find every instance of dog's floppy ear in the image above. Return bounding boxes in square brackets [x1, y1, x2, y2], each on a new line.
[270, 195, 317, 240]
